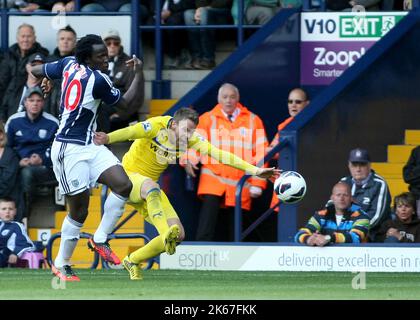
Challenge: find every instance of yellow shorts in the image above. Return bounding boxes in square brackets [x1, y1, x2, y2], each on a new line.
[126, 170, 179, 224]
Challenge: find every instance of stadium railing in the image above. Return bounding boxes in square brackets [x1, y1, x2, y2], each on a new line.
[234, 135, 292, 242]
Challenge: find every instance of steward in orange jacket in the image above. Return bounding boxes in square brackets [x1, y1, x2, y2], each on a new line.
[268, 88, 310, 211]
[194, 102, 268, 211]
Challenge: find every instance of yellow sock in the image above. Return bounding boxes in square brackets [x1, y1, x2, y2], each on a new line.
[146, 188, 169, 235]
[129, 235, 165, 264]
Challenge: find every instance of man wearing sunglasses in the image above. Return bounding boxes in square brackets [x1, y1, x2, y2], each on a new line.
[99, 29, 145, 132]
[267, 88, 310, 211]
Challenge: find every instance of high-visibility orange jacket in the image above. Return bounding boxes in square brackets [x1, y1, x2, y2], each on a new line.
[192, 103, 268, 211]
[270, 116, 294, 211]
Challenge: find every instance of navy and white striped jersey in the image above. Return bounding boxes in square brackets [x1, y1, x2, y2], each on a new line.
[43, 56, 121, 145]
[0, 221, 35, 257]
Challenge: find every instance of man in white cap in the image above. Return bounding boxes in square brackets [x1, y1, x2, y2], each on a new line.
[99, 29, 145, 132]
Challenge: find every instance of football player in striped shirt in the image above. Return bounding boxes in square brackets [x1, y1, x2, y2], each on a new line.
[31, 34, 143, 281]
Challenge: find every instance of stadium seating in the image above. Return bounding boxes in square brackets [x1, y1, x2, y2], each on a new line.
[371, 129, 420, 203]
[148, 99, 178, 118]
[19, 252, 46, 269]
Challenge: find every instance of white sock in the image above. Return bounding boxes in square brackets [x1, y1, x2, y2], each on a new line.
[93, 192, 127, 243]
[54, 215, 82, 268]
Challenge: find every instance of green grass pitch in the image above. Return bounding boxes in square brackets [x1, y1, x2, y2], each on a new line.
[0, 269, 420, 300]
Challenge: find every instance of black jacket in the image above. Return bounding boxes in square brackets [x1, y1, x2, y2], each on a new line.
[0, 42, 49, 121]
[376, 216, 420, 243]
[0, 147, 25, 222]
[403, 146, 420, 200]
[105, 47, 145, 121]
[341, 170, 392, 238]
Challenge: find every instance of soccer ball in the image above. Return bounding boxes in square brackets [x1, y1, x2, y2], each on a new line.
[274, 171, 307, 204]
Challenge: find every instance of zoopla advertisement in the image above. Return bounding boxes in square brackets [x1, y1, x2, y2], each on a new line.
[300, 12, 407, 85]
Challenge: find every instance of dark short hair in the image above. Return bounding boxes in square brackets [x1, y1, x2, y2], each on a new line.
[59, 25, 77, 37]
[75, 34, 104, 64]
[394, 192, 417, 214]
[173, 107, 199, 125]
[0, 197, 16, 206]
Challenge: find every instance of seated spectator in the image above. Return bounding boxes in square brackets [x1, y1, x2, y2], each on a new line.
[295, 182, 370, 246]
[7, 0, 51, 12]
[80, 0, 151, 25]
[0, 122, 25, 226]
[184, 0, 233, 69]
[51, 1, 75, 13]
[1, 52, 47, 120]
[0, 23, 49, 122]
[5, 87, 59, 220]
[340, 148, 392, 241]
[376, 192, 420, 243]
[46, 25, 77, 118]
[326, 0, 382, 11]
[231, 0, 301, 25]
[403, 145, 420, 218]
[0, 197, 35, 268]
[267, 88, 310, 211]
[152, 0, 195, 69]
[97, 29, 145, 132]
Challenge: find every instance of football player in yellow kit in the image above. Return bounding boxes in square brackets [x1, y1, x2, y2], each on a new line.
[93, 107, 279, 280]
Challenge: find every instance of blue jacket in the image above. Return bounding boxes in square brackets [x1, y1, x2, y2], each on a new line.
[0, 221, 35, 258]
[5, 111, 59, 168]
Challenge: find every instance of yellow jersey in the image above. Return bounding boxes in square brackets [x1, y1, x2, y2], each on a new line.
[108, 116, 259, 182]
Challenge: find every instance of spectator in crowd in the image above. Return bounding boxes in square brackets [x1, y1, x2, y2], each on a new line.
[325, 0, 382, 11]
[0, 122, 25, 227]
[295, 182, 370, 245]
[80, 0, 151, 25]
[47, 25, 77, 62]
[7, 0, 51, 12]
[154, 0, 195, 69]
[184, 0, 233, 69]
[231, 0, 302, 25]
[266, 88, 310, 211]
[184, 83, 268, 241]
[376, 192, 420, 243]
[0, 23, 49, 121]
[46, 25, 77, 118]
[51, 0, 75, 12]
[1, 52, 47, 121]
[97, 29, 145, 132]
[231, 0, 301, 25]
[403, 145, 420, 218]
[340, 148, 392, 241]
[5, 87, 59, 220]
[267, 88, 310, 154]
[0, 197, 35, 268]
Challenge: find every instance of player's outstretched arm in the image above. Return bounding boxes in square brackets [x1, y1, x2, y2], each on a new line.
[255, 167, 281, 179]
[30, 64, 45, 78]
[116, 55, 144, 109]
[93, 132, 110, 145]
